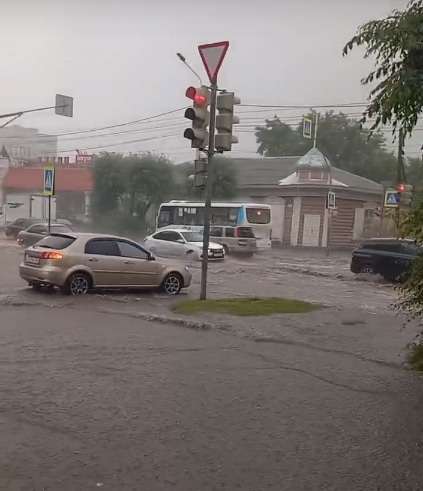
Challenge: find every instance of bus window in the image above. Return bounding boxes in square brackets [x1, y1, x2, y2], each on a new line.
[211, 207, 230, 224]
[246, 207, 271, 224]
[157, 206, 175, 228]
[229, 207, 240, 226]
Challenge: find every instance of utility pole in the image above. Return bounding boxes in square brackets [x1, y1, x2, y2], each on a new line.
[180, 41, 237, 300]
[397, 128, 406, 185]
[200, 84, 217, 300]
[313, 111, 319, 148]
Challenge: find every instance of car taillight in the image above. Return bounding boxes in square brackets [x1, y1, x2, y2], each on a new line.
[40, 252, 63, 260]
[234, 228, 239, 238]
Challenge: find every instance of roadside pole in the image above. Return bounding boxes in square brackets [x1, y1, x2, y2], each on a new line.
[43, 166, 55, 234]
[199, 84, 217, 300]
[180, 41, 232, 300]
[48, 195, 52, 234]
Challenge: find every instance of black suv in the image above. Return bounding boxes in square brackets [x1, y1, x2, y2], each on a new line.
[5, 218, 41, 239]
[351, 238, 421, 282]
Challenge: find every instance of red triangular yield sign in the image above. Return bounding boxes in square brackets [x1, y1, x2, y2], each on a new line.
[198, 41, 229, 84]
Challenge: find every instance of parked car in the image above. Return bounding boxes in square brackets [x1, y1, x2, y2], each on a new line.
[5, 218, 41, 239]
[350, 238, 421, 282]
[210, 225, 257, 256]
[19, 232, 191, 295]
[143, 228, 225, 261]
[17, 223, 74, 247]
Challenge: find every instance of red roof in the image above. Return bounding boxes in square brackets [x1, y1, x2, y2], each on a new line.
[3, 167, 93, 192]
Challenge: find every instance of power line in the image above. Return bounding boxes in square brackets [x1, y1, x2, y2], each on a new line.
[0, 106, 186, 141]
[53, 132, 181, 155]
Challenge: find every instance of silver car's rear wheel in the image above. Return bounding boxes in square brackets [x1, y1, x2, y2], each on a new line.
[64, 273, 91, 296]
[162, 273, 182, 295]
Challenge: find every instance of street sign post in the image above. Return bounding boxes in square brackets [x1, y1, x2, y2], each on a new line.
[303, 117, 312, 139]
[196, 41, 230, 300]
[43, 165, 55, 233]
[384, 189, 399, 208]
[198, 41, 229, 84]
[327, 191, 336, 210]
[55, 94, 74, 118]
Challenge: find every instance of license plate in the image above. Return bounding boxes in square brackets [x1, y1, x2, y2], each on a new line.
[25, 254, 40, 265]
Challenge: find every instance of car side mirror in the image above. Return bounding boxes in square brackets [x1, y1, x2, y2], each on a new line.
[177, 239, 185, 244]
[148, 252, 155, 261]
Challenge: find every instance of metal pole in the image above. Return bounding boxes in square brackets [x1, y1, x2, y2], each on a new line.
[199, 82, 217, 300]
[48, 195, 51, 234]
[313, 112, 319, 148]
[397, 128, 405, 185]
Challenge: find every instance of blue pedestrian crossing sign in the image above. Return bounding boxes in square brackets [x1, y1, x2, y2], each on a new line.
[384, 189, 399, 208]
[43, 165, 55, 196]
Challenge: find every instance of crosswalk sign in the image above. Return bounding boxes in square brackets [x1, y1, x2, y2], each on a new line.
[384, 189, 399, 208]
[303, 117, 312, 139]
[43, 165, 55, 196]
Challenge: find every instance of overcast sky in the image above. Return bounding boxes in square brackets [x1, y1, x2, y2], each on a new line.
[1, 0, 417, 162]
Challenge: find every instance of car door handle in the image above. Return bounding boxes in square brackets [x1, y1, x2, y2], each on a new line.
[124, 260, 134, 264]
[88, 258, 99, 262]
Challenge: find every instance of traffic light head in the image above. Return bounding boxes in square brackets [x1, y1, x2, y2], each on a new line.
[185, 86, 208, 106]
[397, 183, 413, 206]
[184, 86, 210, 149]
[215, 91, 241, 152]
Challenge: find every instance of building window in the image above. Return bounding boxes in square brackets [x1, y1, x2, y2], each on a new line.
[310, 170, 323, 180]
[298, 170, 324, 180]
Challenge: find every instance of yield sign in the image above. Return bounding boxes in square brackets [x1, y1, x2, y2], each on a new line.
[198, 41, 229, 84]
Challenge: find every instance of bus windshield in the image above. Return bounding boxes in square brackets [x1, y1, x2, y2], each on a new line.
[181, 232, 203, 242]
[246, 207, 271, 224]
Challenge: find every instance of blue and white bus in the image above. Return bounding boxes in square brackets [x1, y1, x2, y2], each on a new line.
[156, 201, 272, 250]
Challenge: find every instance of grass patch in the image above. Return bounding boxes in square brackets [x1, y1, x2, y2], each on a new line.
[408, 342, 423, 371]
[173, 297, 319, 317]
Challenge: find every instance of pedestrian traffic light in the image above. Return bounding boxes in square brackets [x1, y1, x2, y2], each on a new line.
[184, 86, 210, 149]
[215, 91, 241, 152]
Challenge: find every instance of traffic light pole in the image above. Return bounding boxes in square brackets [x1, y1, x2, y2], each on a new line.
[199, 82, 218, 300]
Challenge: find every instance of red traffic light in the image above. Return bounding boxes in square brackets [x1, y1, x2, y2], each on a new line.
[185, 86, 207, 105]
[397, 183, 406, 192]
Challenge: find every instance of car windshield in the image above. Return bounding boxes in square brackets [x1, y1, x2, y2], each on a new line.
[181, 232, 203, 242]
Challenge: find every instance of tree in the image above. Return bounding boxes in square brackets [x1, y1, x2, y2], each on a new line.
[91, 152, 125, 217]
[124, 153, 174, 219]
[175, 156, 238, 200]
[344, 2, 423, 338]
[343, 0, 423, 138]
[91, 152, 175, 236]
[255, 112, 398, 183]
[255, 117, 304, 156]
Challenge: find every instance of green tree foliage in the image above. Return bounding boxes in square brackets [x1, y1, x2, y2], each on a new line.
[255, 111, 398, 183]
[91, 152, 125, 215]
[343, 0, 423, 138]
[174, 156, 238, 200]
[342, 1, 423, 325]
[91, 152, 174, 236]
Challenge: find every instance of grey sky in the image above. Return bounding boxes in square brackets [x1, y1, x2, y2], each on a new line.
[2, 0, 416, 162]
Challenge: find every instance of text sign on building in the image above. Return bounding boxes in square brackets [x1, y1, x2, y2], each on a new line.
[75, 155, 93, 165]
[43, 165, 55, 196]
[326, 191, 336, 210]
